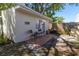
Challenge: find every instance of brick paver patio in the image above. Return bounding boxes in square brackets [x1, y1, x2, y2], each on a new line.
[26, 34, 53, 46]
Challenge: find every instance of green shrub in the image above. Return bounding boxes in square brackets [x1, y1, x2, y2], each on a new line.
[64, 26, 70, 35]
[0, 35, 8, 45]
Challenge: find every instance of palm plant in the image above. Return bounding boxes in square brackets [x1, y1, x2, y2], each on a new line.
[52, 16, 65, 34]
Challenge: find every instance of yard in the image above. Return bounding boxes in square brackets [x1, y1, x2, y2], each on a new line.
[0, 34, 79, 56]
[1, 3, 79, 56]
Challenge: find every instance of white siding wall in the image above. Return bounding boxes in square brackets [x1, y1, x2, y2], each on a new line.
[14, 11, 49, 43]
[15, 11, 38, 42]
[1, 8, 49, 43]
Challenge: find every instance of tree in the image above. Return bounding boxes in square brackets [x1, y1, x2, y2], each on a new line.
[52, 16, 65, 34]
[0, 3, 15, 44]
[25, 3, 64, 18]
[52, 16, 64, 23]
[25, 3, 79, 19]
[0, 3, 15, 10]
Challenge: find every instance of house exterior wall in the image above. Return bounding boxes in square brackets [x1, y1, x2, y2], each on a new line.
[14, 10, 49, 43]
[1, 6, 51, 43]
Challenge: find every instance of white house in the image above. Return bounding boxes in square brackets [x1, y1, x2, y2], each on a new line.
[0, 4, 52, 43]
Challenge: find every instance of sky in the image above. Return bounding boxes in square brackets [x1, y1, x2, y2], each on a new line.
[55, 4, 79, 23]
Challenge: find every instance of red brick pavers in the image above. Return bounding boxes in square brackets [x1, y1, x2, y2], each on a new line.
[26, 34, 52, 46]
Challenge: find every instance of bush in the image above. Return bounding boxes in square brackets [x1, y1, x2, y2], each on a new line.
[64, 26, 70, 35]
[0, 35, 8, 45]
[55, 23, 66, 34]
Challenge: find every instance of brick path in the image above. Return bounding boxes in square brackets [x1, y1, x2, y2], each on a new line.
[26, 34, 53, 46]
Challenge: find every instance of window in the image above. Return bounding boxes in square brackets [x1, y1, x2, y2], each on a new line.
[25, 21, 30, 25]
[26, 30, 33, 34]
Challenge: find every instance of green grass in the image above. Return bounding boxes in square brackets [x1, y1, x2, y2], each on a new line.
[0, 35, 7, 45]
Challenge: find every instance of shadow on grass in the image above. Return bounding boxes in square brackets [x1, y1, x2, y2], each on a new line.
[42, 32, 60, 56]
[61, 38, 77, 56]
[42, 31, 77, 56]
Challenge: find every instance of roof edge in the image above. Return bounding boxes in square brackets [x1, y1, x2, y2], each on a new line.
[15, 4, 52, 22]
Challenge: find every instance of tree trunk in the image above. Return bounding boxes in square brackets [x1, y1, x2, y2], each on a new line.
[1, 16, 4, 39]
[56, 23, 65, 34]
